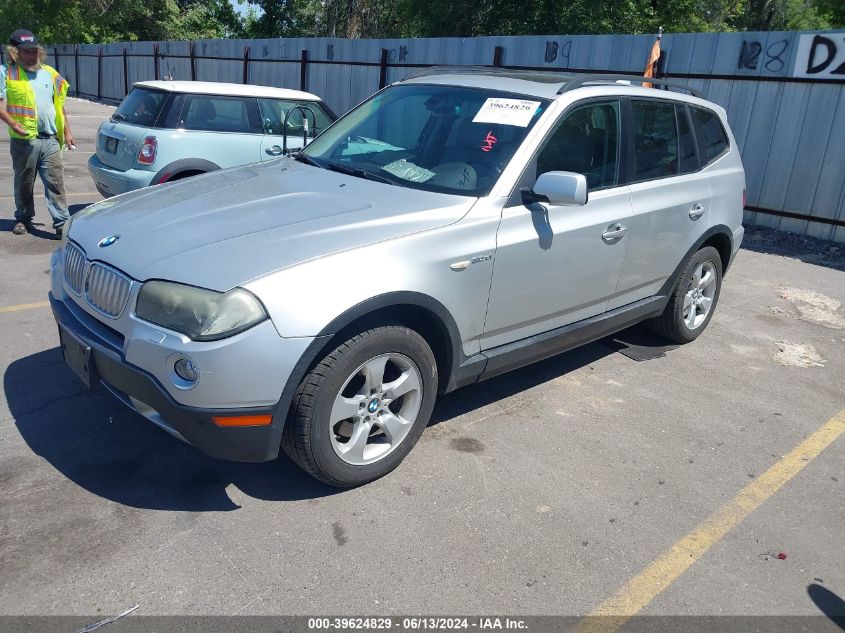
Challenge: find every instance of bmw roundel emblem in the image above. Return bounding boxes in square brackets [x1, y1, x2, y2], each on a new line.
[98, 235, 120, 248]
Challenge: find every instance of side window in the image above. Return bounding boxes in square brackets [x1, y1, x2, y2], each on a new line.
[181, 95, 256, 133]
[676, 105, 698, 174]
[258, 99, 333, 137]
[691, 106, 728, 165]
[537, 100, 620, 191]
[632, 100, 680, 181]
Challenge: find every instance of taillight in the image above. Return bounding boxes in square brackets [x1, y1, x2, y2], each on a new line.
[138, 136, 157, 165]
[742, 189, 747, 209]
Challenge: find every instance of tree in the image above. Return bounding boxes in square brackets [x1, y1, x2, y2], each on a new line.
[0, 0, 244, 45]
[737, 0, 832, 30]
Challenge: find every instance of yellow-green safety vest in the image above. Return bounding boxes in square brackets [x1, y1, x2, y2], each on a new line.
[4, 63, 69, 145]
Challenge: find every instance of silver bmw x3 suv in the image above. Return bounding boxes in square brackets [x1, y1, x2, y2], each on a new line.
[50, 68, 745, 487]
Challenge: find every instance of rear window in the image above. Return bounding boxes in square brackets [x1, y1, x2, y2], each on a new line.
[180, 95, 259, 134]
[113, 88, 167, 127]
[691, 107, 729, 165]
[632, 100, 681, 181]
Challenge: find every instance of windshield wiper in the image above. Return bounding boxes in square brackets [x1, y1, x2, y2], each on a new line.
[293, 153, 322, 168]
[323, 160, 394, 185]
[111, 113, 126, 122]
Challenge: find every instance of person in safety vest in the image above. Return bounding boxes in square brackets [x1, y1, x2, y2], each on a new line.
[0, 29, 74, 237]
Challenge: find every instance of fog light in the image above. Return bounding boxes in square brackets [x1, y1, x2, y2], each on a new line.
[174, 358, 199, 382]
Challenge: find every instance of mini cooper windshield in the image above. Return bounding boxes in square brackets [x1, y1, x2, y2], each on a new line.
[301, 84, 549, 196]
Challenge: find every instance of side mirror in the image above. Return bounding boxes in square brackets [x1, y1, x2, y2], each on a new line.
[521, 171, 588, 207]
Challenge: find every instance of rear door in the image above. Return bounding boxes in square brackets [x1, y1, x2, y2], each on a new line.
[482, 99, 634, 350]
[609, 99, 710, 310]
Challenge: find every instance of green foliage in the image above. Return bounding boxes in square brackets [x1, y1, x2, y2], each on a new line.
[0, 0, 243, 45]
[0, 0, 841, 46]
[239, 0, 841, 38]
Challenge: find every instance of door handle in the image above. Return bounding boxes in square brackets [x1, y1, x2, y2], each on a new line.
[265, 145, 284, 156]
[602, 224, 627, 242]
[689, 203, 705, 220]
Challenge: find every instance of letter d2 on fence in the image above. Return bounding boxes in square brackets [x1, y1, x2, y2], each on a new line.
[793, 34, 845, 79]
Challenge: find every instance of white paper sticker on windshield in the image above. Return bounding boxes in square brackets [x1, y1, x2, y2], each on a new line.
[472, 98, 542, 127]
[381, 159, 435, 183]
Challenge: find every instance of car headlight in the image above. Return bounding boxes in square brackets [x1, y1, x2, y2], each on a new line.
[135, 281, 268, 341]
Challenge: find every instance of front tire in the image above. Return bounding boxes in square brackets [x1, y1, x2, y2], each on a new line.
[282, 323, 438, 487]
[648, 246, 723, 344]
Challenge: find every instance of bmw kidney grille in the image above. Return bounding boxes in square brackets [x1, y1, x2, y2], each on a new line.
[64, 243, 132, 318]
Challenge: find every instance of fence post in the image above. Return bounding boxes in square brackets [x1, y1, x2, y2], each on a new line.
[492, 46, 504, 67]
[97, 47, 103, 101]
[378, 48, 389, 89]
[53, 47, 60, 74]
[0, 47, 4, 66]
[243, 46, 250, 84]
[300, 49, 308, 91]
[154, 44, 160, 80]
[190, 42, 196, 81]
[123, 47, 129, 96]
[74, 45, 80, 96]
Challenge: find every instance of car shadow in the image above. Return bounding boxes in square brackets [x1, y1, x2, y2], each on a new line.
[6, 328, 668, 511]
[742, 224, 845, 273]
[808, 583, 845, 630]
[6, 347, 339, 511]
[430, 324, 668, 425]
[69, 202, 94, 214]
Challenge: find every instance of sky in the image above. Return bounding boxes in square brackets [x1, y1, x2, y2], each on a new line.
[230, 0, 254, 17]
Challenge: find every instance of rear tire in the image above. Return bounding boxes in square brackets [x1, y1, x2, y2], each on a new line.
[281, 323, 437, 487]
[647, 246, 723, 344]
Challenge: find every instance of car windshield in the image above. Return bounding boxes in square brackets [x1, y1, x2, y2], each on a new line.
[301, 83, 549, 196]
[113, 88, 167, 127]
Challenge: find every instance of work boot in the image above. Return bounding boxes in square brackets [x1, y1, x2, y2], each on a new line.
[12, 221, 30, 235]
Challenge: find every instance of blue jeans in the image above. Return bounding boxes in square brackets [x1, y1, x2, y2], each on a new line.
[10, 136, 69, 229]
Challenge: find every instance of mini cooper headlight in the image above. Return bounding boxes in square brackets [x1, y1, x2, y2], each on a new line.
[135, 281, 267, 341]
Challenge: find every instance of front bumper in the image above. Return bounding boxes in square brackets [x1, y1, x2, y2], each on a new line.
[88, 154, 155, 198]
[51, 293, 293, 462]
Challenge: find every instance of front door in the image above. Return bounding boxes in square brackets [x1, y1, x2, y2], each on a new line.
[482, 100, 633, 350]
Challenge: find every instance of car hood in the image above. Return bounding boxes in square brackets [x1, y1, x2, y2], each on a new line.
[68, 158, 476, 291]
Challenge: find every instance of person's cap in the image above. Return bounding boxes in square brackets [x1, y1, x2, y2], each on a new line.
[10, 29, 39, 49]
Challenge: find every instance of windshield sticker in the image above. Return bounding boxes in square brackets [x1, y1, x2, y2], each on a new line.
[480, 130, 498, 152]
[381, 159, 435, 183]
[472, 98, 542, 127]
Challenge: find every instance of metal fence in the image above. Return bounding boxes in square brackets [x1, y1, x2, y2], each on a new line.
[5, 31, 844, 241]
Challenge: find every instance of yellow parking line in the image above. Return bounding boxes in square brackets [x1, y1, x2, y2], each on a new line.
[576, 407, 845, 633]
[0, 301, 50, 314]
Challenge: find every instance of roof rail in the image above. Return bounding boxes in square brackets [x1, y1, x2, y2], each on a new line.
[559, 74, 703, 98]
[399, 65, 574, 85]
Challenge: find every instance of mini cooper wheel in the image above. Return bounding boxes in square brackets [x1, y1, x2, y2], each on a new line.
[648, 246, 723, 344]
[282, 323, 438, 487]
